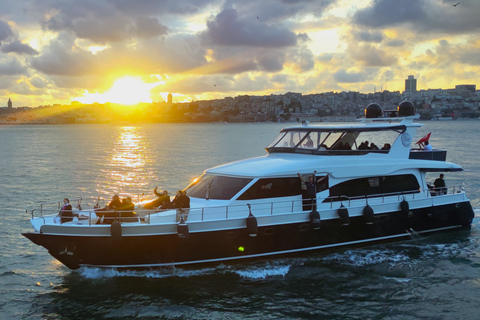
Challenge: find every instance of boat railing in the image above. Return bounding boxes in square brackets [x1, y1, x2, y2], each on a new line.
[324, 185, 465, 208]
[324, 189, 421, 207]
[26, 186, 466, 225]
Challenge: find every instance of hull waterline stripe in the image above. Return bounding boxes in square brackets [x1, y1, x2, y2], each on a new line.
[81, 225, 462, 269]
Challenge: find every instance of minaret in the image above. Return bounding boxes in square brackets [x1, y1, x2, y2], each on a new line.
[7, 98, 12, 109]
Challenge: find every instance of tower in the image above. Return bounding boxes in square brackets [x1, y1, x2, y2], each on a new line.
[167, 93, 172, 104]
[405, 75, 417, 92]
[7, 98, 12, 109]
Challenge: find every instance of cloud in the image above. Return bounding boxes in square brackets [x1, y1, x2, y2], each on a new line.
[333, 69, 369, 83]
[110, 0, 212, 16]
[0, 55, 28, 75]
[355, 30, 383, 43]
[385, 39, 405, 47]
[133, 17, 169, 38]
[40, 0, 168, 43]
[353, 0, 427, 28]
[353, 0, 480, 35]
[29, 33, 98, 76]
[1, 40, 39, 55]
[0, 20, 15, 43]
[203, 8, 297, 47]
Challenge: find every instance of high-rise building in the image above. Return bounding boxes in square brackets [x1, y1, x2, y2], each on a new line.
[167, 93, 173, 104]
[405, 75, 417, 92]
[7, 98, 12, 109]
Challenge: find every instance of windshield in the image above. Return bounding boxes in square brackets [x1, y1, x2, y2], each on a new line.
[268, 127, 404, 152]
[185, 174, 252, 200]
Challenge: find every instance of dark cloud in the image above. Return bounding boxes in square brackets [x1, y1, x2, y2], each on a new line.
[29, 33, 97, 76]
[30, 76, 47, 89]
[134, 17, 169, 38]
[271, 74, 288, 83]
[204, 8, 297, 47]
[333, 69, 369, 83]
[1, 40, 38, 55]
[109, 0, 212, 16]
[349, 44, 397, 67]
[256, 51, 285, 72]
[385, 39, 405, 47]
[230, 0, 334, 24]
[0, 56, 28, 75]
[353, 0, 427, 28]
[353, 0, 480, 35]
[459, 50, 480, 66]
[287, 47, 314, 72]
[40, 1, 168, 43]
[355, 30, 383, 43]
[0, 19, 15, 43]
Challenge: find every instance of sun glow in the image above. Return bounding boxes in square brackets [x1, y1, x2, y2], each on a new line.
[75, 76, 164, 105]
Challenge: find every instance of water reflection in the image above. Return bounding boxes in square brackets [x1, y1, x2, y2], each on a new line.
[97, 126, 156, 197]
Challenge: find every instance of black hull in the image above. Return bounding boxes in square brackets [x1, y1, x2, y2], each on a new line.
[23, 201, 475, 270]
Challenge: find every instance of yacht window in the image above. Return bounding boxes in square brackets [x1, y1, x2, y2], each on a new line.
[297, 132, 322, 150]
[237, 177, 301, 200]
[322, 132, 344, 149]
[185, 175, 252, 200]
[275, 131, 309, 147]
[327, 174, 420, 200]
[353, 130, 400, 151]
[267, 132, 287, 148]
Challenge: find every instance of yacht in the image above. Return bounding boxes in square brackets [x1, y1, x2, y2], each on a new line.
[23, 102, 475, 270]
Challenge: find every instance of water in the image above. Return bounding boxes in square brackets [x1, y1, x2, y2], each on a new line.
[1, 121, 480, 319]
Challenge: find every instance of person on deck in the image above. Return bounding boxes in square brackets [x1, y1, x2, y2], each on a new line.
[423, 141, 433, 151]
[107, 194, 123, 210]
[433, 174, 446, 195]
[145, 187, 170, 209]
[57, 198, 78, 224]
[95, 194, 123, 224]
[297, 173, 327, 211]
[154, 187, 170, 207]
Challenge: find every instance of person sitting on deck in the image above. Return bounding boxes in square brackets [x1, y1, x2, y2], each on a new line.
[144, 187, 170, 209]
[423, 140, 433, 151]
[107, 194, 122, 210]
[118, 196, 137, 222]
[95, 194, 122, 224]
[57, 198, 79, 224]
[304, 136, 314, 148]
[433, 174, 447, 195]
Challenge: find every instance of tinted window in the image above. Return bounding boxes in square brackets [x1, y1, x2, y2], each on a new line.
[186, 175, 252, 200]
[328, 174, 420, 200]
[237, 177, 301, 200]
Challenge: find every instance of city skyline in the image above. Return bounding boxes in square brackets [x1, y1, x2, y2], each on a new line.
[1, 0, 480, 108]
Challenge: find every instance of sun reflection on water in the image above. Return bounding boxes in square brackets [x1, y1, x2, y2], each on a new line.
[97, 126, 156, 197]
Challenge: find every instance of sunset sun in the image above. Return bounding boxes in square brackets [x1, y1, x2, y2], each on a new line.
[75, 76, 164, 105]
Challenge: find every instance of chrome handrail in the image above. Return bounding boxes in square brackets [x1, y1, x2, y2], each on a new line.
[26, 187, 467, 226]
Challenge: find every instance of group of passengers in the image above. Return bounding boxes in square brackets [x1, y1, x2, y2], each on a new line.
[144, 187, 190, 210]
[94, 194, 136, 224]
[56, 187, 191, 224]
[357, 141, 391, 150]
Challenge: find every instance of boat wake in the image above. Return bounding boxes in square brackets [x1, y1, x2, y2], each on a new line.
[77, 262, 291, 280]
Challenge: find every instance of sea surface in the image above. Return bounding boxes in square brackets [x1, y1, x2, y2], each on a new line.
[1, 120, 480, 320]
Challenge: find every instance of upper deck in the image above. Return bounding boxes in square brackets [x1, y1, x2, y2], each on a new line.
[266, 116, 435, 158]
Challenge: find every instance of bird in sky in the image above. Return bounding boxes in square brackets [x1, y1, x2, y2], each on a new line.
[452, 2, 459, 7]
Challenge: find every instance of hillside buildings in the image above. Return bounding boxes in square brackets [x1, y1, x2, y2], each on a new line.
[1, 76, 479, 124]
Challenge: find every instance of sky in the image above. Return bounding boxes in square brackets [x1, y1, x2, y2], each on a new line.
[1, 0, 479, 107]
